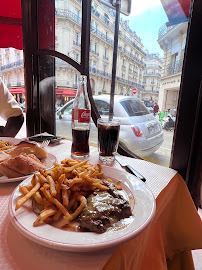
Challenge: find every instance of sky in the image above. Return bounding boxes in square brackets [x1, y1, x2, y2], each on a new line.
[122, 0, 168, 56]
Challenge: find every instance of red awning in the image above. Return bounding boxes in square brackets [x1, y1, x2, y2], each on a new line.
[9, 87, 25, 94]
[0, 0, 54, 50]
[0, 0, 23, 49]
[56, 88, 77, 97]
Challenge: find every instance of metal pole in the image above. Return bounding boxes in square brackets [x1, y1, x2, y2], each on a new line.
[109, 0, 121, 120]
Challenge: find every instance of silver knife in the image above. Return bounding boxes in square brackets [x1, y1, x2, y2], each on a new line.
[115, 156, 146, 182]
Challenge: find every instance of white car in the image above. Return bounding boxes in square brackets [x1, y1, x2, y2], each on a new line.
[56, 95, 164, 157]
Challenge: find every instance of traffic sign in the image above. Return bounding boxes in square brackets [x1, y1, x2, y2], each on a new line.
[133, 88, 137, 94]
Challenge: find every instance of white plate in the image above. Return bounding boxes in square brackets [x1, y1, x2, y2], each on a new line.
[8, 166, 156, 252]
[0, 136, 57, 183]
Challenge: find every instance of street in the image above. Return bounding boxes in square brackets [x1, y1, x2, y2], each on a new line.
[144, 129, 174, 167]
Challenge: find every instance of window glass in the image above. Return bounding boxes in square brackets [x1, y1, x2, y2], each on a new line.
[94, 100, 110, 115]
[120, 99, 150, 116]
[61, 100, 73, 116]
[1, 0, 192, 167]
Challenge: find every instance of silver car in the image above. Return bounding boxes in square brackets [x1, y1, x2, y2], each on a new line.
[56, 95, 163, 157]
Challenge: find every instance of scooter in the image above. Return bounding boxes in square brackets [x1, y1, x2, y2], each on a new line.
[163, 115, 175, 131]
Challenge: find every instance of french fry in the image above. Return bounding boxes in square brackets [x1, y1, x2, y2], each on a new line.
[33, 207, 57, 227]
[15, 183, 40, 211]
[47, 175, 57, 197]
[41, 188, 71, 219]
[62, 189, 70, 208]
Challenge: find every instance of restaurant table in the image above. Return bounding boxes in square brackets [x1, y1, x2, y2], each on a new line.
[0, 139, 202, 270]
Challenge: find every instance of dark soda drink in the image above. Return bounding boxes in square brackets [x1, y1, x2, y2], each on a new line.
[71, 75, 91, 158]
[71, 127, 90, 157]
[98, 119, 120, 161]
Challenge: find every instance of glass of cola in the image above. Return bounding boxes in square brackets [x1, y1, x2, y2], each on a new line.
[97, 118, 120, 162]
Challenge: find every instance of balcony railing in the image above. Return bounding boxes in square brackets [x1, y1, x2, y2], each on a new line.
[143, 72, 161, 77]
[91, 25, 114, 46]
[118, 47, 146, 67]
[158, 23, 176, 39]
[165, 60, 183, 76]
[55, 8, 82, 25]
[121, 33, 146, 56]
[0, 59, 24, 71]
[89, 67, 144, 90]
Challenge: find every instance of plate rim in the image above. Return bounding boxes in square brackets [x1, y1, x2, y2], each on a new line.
[8, 166, 156, 252]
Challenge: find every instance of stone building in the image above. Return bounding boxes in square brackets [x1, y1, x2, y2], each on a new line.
[157, 22, 188, 112]
[141, 53, 162, 106]
[0, 0, 146, 102]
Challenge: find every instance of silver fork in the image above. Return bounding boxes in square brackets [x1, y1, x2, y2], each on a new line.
[41, 139, 50, 148]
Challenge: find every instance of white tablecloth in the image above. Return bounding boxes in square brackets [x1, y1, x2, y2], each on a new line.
[0, 139, 178, 270]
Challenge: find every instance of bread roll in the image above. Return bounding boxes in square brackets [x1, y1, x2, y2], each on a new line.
[8, 141, 48, 160]
[0, 151, 10, 163]
[0, 154, 45, 178]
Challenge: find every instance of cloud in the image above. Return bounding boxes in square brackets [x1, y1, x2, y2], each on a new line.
[129, 0, 162, 16]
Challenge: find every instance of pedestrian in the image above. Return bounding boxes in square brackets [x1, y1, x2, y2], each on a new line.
[0, 78, 24, 137]
[153, 101, 159, 116]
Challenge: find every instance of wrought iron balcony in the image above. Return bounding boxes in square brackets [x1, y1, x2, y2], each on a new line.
[0, 59, 24, 71]
[158, 23, 176, 39]
[165, 60, 183, 76]
[55, 8, 82, 25]
[143, 72, 161, 77]
[89, 67, 144, 90]
[90, 25, 113, 46]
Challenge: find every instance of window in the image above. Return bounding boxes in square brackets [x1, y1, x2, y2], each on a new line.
[104, 48, 107, 59]
[75, 8, 80, 23]
[95, 22, 98, 32]
[75, 32, 79, 44]
[120, 99, 149, 116]
[103, 65, 107, 73]
[94, 100, 110, 115]
[75, 53, 79, 62]
[95, 43, 98, 54]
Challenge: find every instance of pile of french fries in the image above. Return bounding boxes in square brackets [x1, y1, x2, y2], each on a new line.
[0, 140, 15, 151]
[15, 158, 120, 230]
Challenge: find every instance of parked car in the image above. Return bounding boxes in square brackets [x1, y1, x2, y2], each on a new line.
[56, 95, 164, 157]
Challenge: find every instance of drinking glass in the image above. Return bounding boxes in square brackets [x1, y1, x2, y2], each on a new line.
[97, 118, 120, 162]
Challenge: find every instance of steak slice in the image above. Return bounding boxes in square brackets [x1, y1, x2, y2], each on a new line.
[78, 181, 132, 233]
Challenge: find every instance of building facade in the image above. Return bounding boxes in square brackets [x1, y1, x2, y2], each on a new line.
[0, 0, 146, 102]
[157, 22, 188, 113]
[141, 53, 162, 106]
